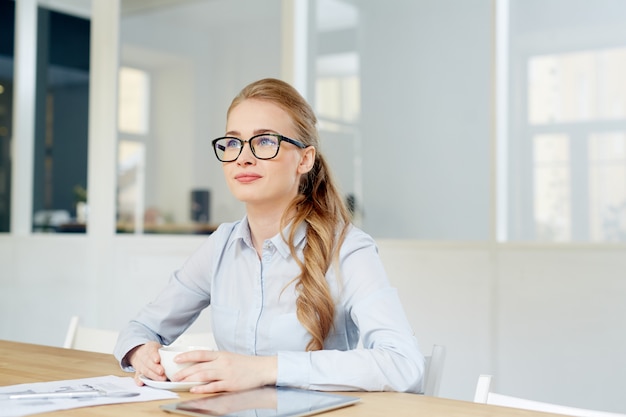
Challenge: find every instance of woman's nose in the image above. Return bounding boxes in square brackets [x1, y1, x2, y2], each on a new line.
[236, 141, 255, 165]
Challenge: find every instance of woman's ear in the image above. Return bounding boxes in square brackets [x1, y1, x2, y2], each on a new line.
[298, 146, 316, 174]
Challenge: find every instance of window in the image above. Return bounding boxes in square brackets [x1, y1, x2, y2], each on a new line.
[589, 132, 626, 241]
[118, 67, 150, 135]
[502, 1, 626, 242]
[526, 49, 626, 242]
[117, 67, 149, 233]
[532, 134, 570, 241]
[32, 7, 90, 233]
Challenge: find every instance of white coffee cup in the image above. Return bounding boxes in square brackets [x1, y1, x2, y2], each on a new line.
[158, 345, 209, 381]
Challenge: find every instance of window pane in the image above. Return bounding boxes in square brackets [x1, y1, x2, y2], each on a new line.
[528, 49, 626, 125]
[118, 67, 150, 135]
[315, 54, 361, 124]
[504, 0, 626, 242]
[0, 0, 14, 233]
[33, 8, 90, 233]
[117, 140, 145, 233]
[589, 132, 626, 241]
[533, 134, 571, 241]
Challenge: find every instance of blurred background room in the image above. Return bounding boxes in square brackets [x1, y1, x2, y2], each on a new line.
[1, 0, 625, 412]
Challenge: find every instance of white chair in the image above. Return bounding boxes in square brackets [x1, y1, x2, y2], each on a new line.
[421, 344, 446, 396]
[63, 316, 119, 354]
[474, 375, 626, 417]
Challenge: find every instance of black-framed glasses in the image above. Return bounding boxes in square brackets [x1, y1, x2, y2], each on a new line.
[212, 133, 307, 162]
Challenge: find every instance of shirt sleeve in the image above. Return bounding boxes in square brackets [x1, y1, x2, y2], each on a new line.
[113, 235, 217, 370]
[276, 228, 425, 393]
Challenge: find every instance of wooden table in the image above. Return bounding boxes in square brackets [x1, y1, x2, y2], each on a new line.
[0, 340, 562, 417]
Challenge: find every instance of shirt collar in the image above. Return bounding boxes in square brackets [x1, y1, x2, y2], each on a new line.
[271, 220, 307, 259]
[229, 215, 307, 258]
[228, 216, 253, 249]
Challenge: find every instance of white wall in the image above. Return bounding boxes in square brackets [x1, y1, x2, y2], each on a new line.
[1, 235, 625, 413]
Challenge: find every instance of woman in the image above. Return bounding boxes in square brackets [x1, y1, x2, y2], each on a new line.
[114, 78, 424, 394]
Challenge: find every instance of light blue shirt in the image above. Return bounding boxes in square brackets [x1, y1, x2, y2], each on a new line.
[114, 217, 424, 392]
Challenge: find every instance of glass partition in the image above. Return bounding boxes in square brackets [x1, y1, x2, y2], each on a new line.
[7, 1, 626, 241]
[313, 0, 362, 223]
[115, 0, 494, 239]
[117, 0, 284, 234]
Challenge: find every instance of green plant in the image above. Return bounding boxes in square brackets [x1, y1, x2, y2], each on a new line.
[73, 185, 87, 203]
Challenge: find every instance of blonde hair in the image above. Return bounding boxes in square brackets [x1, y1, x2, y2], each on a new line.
[228, 78, 351, 351]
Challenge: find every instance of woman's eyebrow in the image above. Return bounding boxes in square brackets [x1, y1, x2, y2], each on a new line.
[254, 129, 276, 135]
[225, 129, 278, 137]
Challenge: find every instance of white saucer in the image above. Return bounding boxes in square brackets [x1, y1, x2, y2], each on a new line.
[139, 375, 205, 392]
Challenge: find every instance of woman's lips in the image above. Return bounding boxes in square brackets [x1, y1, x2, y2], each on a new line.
[235, 173, 262, 183]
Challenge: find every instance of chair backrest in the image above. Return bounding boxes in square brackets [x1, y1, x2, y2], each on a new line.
[474, 375, 626, 417]
[63, 316, 119, 354]
[421, 344, 446, 396]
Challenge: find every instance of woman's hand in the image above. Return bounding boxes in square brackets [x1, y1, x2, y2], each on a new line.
[170, 350, 277, 393]
[128, 341, 166, 385]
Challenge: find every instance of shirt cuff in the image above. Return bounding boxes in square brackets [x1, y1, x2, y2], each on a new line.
[276, 351, 311, 388]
